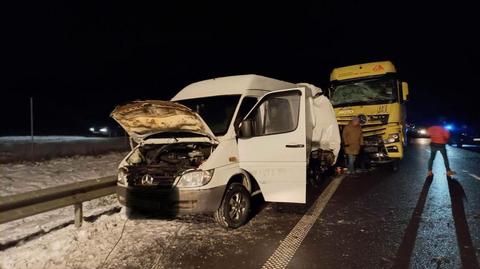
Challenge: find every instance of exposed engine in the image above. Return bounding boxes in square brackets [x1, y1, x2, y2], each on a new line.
[125, 143, 214, 188]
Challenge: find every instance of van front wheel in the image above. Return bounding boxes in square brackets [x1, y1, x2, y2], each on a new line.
[214, 183, 251, 229]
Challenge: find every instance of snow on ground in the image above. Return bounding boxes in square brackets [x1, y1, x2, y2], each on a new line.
[0, 151, 125, 196]
[0, 206, 274, 269]
[0, 136, 106, 144]
[0, 152, 127, 246]
[0, 209, 187, 269]
[0, 136, 129, 163]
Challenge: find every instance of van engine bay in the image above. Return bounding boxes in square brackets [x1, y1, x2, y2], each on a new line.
[123, 143, 214, 188]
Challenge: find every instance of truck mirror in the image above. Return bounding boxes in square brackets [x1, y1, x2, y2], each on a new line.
[402, 82, 409, 101]
[239, 119, 253, 138]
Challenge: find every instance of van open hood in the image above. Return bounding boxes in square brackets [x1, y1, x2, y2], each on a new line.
[110, 100, 218, 143]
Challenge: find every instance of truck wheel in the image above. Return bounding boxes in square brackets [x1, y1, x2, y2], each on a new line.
[214, 183, 251, 229]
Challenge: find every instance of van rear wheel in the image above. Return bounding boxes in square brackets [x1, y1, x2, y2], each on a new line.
[214, 183, 251, 229]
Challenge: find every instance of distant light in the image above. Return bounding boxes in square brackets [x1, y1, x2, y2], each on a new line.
[418, 129, 427, 135]
[99, 127, 108, 133]
[444, 124, 454, 131]
[89, 127, 95, 132]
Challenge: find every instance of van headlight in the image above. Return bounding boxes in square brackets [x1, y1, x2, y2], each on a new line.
[176, 170, 213, 188]
[384, 133, 400, 144]
[118, 168, 128, 185]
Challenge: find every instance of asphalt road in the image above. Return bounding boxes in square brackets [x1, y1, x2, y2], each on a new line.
[98, 138, 480, 269]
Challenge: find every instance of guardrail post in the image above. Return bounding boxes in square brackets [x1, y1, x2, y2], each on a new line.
[74, 203, 83, 228]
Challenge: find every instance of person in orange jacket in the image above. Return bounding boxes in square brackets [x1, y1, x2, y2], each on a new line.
[427, 124, 455, 177]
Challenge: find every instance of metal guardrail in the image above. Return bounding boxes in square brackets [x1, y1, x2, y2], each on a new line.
[0, 176, 117, 227]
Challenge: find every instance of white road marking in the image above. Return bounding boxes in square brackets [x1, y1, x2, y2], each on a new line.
[261, 175, 345, 269]
[462, 170, 480, 181]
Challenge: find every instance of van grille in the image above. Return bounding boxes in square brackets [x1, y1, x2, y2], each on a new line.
[127, 166, 178, 189]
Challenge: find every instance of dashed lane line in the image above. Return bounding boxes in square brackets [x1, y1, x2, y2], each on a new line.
[463, 170, 480, 181]
[261, 175, 345, 269]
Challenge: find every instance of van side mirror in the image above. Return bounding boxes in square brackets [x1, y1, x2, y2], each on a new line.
[402, 82, 409, 101]
[239, 119, 253, 138]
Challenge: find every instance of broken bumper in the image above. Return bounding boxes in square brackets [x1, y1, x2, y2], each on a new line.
[116, 185, 226, 214]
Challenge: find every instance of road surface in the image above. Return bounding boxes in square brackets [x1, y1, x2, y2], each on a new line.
[101, 139, 480, 269]
[2, 139, 479, 269]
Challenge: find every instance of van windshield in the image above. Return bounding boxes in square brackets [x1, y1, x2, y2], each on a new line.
[177, 95, 241, 136]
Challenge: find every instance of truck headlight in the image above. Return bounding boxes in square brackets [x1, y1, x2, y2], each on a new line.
[118, 168, 128, 185]
[100, 127, 108, 133]
[176, 170, 213, 188]
[418, 129, 427, 135]
[384, 133, 400, 144]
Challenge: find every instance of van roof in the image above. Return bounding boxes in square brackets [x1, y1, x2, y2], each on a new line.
[172, 74, 296, 100]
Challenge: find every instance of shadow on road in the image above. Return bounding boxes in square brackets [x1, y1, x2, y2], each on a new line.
[393, 176, 480, 269]
[447, 177, 480, 269]
[392, 176, 433, 268]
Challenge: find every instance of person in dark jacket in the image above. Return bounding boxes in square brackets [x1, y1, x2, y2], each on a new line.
[427, 124, 455, 177]
[342, 117, 363, 174]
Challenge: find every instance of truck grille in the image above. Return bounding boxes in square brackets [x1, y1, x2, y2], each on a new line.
[338, 120, 387, 137]
[337, 114, 389, 125]
[361, 124, 387, 137]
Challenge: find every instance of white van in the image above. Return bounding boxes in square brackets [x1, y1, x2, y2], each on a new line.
[111, 75, 340, 228]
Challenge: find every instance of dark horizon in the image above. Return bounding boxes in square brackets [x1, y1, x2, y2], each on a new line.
[3, 1, 479, 135]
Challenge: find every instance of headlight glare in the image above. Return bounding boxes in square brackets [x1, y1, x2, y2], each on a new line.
[176, 170, 213, 188]
[384, 133, 400, 144]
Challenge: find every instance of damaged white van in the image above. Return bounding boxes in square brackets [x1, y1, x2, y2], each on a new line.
[111, 75, 340, 228]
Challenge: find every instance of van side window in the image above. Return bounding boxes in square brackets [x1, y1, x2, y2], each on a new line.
[234, 96, 258, 130]
[248, 91, 301, 136]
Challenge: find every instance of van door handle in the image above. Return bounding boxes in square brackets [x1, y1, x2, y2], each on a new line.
[285, 144, 305, 148]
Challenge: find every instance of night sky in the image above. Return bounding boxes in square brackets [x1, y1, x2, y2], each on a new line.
[3, 1, 479, 135]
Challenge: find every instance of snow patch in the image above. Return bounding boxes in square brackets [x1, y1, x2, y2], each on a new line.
[0, 152, 126, 246]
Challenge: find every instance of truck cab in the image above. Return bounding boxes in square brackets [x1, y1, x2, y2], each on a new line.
[328, 61, 409, 166]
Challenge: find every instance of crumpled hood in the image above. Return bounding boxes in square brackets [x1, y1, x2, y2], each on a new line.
[110, 100, 217, 143]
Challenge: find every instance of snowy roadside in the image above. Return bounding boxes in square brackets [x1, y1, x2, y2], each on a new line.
[0, 136, 129, 163]
[0, 152, 126, 247]
[0, 151, 126, 196]
[0, 210, 188, 269]
[0, 205, 278, 269]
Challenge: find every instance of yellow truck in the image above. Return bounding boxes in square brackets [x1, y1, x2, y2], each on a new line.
[328, 61, 409, 169]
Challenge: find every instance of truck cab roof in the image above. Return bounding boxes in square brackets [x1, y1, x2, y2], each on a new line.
[330, 61, 396, 81]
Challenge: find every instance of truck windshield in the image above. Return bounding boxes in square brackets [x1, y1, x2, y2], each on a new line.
[330, 78, 397, 107]
[177, 95, 241, 136]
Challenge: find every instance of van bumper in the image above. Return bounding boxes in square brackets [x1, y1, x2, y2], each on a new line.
[117, 185, 226, 214]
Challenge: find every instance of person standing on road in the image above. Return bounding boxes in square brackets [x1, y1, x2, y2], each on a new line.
[342, 117, 363, 174]
[427, 124, 455, 177]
